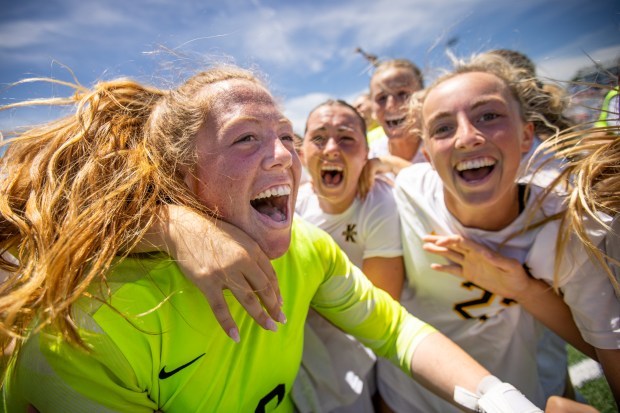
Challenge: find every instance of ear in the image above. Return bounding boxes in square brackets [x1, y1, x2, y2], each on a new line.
[520, 122, 535, 154]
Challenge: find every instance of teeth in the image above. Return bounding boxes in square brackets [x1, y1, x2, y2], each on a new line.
[456, 158, 496, 171]
[386, 117, 405, 127]
[252, 185, 290, 200]
[321, 164, 343, 172]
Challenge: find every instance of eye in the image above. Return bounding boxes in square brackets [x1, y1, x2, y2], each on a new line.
[397, 91, 411, 101]
[310, 135, 326, 146]
[429, 123, 453, 139]
[280, 134, 294, 143]
[235, 134, 257, 144]
[375, 95, 387, 104]
[479, 112, 501, 122]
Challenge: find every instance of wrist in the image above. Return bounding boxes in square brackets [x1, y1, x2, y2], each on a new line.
[512, 276, 549, 304]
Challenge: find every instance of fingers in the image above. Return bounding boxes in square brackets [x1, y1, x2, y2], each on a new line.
[229, 278, 282, 334]
[430, 263, 463, 277]
[202, 282, 241, 342]
[243, 268, 287, 326]
[357, 166, 375, 200]
[253, 247, 283, 305]
[423, 242, 464, 264]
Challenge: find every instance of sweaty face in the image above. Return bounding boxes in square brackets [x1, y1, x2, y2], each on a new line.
[370, 67, 422, 140]
[302, 105, 369, 214]
[421, 72, 533, 220]
[185, 79, 301, 259]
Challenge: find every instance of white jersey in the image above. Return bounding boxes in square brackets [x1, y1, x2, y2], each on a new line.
[295, 179, 402, 267]
[378, 163, 619, 412]
[293, 179, 403, 412]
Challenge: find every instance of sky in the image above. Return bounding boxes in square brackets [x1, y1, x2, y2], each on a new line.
[1, 0, 619, 135]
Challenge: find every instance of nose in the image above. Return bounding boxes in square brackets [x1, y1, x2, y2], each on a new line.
[455, 117, 483, 149]
[322, 137, 340, 159]
[385, 95, 398, 110]
[264, 136, 293, 170]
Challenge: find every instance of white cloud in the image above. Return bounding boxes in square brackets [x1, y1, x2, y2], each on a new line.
[537, 44, 620, 82]
[281, 92, 333, 135]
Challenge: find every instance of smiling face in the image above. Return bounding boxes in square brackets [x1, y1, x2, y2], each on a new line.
[370, 67, 422, 140]
[302, 103, 369, 214]
[185, 79, 301, 259]
[421, 71, 533, 228]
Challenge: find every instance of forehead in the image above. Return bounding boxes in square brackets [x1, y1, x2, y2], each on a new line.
[424, 72, 515, 113]
[306, 105, 363, 131]
[204, 79, 282, 122]
[371, 67, 420, 93]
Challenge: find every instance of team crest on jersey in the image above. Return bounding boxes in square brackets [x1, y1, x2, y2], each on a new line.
[343, 224, 358, 243]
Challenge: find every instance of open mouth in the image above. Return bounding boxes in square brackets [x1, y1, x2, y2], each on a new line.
[321, 164, 344, 186]
[250, 185, 290, 222]
[385, 116, 406, 129]
[455, 158, 496, 182]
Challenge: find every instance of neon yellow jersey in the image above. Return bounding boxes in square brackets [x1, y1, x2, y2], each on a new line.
[4, 218, 434, 413]
[366, 125, 386, 145]
[595, 86, 619, 129]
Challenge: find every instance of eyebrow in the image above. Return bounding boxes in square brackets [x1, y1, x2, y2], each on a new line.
[426, 96, 503, 124]
[307, 124, 357, 134]
[222, 115, 292, 132]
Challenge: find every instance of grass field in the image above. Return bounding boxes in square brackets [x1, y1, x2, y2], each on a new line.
[568, 345, 616, 413]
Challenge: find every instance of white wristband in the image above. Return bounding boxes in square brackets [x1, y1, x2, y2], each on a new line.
[454, 376, 543, 413]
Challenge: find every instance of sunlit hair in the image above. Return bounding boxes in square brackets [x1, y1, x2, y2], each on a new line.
[488, 49, 537, 78]
[486, 49, 573, 138]
[371, 58, 425, 89]
[534, 117, 620, 295]
[304, 99, 368, 144]
[0, 66, 262, 352]
[403, 89, 426, 140]
[419, 53, 565, 139]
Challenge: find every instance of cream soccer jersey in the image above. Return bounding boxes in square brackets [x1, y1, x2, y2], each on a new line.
[377, 163, 619, 412]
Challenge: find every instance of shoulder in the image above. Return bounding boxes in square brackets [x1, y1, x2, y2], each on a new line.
[395, 162, 438, 194]
[365, 178, 396, 204]
[289, 217, 341, 258]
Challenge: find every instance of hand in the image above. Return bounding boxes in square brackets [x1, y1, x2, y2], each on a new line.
[358, 158, 383, 200]
[149, 205, 285, 342]
[422, 234, 531, 300]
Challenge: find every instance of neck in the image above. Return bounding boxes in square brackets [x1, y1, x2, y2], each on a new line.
[444, 186, 522, 231]
[316, 190, 356, 215]
[388, 136, 420, 161]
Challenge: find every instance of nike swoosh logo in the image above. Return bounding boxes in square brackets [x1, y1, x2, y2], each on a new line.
[159, 353, 205, 380]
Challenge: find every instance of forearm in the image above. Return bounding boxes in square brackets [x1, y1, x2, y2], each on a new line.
[596, 347, 620, 409]
[378, 154, 412, 176]
[409, 331, 489, 410]
[514, 278, 597, 359]
[361, 256, 405, 300]
[131, 204, 212, 254]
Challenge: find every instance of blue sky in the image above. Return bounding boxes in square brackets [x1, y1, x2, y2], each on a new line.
[1, 0, 619, 134]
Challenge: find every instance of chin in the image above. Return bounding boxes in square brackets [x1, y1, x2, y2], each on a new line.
[259, 234, 292, 260]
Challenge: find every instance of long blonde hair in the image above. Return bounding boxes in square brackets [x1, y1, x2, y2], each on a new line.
[0, 66, 261, 353]
[535, 119, 620, 295]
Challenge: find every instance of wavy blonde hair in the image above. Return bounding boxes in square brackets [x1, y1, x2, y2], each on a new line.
[0, 66, 261, 355]
[534, 119, 620, 295]
[418, 54, 619, 292]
